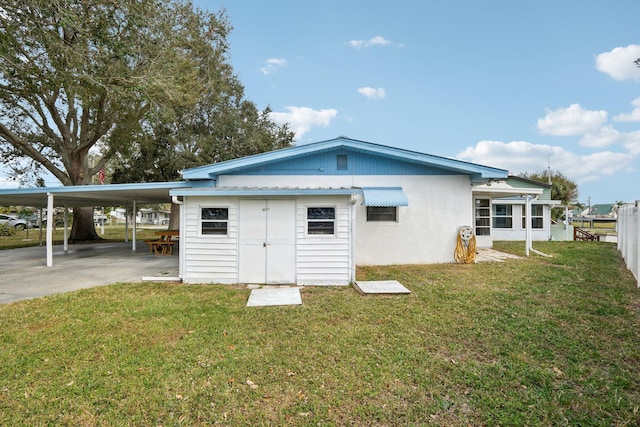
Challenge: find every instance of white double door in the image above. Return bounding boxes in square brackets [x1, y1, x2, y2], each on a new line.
[238, 199, 296, 284]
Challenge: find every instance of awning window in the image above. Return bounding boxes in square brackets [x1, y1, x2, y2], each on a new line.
[362, 187, 408, 207]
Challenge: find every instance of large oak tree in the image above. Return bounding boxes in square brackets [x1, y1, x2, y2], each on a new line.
[0, 0, 288, 240]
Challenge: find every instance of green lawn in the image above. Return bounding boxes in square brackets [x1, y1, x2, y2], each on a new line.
[1, 241, 638, 426]
[0, 226, 159, 249]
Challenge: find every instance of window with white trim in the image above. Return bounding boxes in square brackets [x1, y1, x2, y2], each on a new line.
[307, 207, 335, 235]
[366, 206, 397, 222]
[201, 207, 229, 235]
[474, 199, 490, 236]
[522, 205, 544, 229]
[492, 204, 513, 228]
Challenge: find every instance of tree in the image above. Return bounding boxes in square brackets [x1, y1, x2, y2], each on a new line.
[519, 170, 579, 220]
[109, 99, 294, 185]
[0, 0, 235, 240]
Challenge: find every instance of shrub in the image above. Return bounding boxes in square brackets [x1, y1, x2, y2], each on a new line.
[0, 223, 16, 237]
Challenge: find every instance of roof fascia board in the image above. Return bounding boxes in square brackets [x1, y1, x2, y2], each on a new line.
[170, 187, 360, 197]
[181, 137, 508, 180]
[0, 180, 194, 197]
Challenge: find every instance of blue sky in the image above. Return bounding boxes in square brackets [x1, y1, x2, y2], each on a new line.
[2, 1, 639, 205]
[206, 0, 640, 204]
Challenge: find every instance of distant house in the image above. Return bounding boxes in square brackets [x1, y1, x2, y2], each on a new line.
[138, 208, 170, 225]
[586, 204, 616, 218]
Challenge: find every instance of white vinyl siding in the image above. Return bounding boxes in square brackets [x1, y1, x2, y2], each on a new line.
[182, 198, 238, 283]
[296, 198, 351, 285]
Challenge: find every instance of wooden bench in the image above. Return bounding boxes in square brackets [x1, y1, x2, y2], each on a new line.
[146, 240, 176, 255]
[145, 230, 179, 255]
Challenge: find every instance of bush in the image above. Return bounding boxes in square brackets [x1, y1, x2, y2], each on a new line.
[0, 223, 16, 237]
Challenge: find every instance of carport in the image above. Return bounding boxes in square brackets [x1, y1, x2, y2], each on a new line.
[0, 181, 196, 267]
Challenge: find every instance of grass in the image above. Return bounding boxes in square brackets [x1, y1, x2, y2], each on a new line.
[0, 226, 159, 250]
[1, 241, 639, 426]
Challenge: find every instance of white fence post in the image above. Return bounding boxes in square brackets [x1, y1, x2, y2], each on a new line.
[618, 201, 640, 288]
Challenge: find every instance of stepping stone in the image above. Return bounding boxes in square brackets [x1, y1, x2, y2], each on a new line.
[353, 280, 410, 295]
[246, 287, 302, 307]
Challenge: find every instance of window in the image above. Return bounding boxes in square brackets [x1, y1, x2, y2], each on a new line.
[474, 199, 490, 236]
[492, 204, 513, 228]
[201, 207, 229, 235]
[336, 154, 347, 170]
[522, 205, 543, 229]
[366, 206, 397, 222]
[307, 207, 335, 235]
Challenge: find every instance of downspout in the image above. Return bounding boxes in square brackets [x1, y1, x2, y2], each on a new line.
[525, 195, 531, 257]
[527, 195, 551, 257]
[349, 193, 357, 284]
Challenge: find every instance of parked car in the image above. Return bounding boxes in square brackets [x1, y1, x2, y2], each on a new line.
[0, 214, 28, 230]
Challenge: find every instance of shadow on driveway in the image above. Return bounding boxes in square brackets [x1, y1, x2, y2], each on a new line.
[0, 241, 178, 304]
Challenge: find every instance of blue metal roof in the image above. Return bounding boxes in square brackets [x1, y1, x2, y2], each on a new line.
[181, 137, 508, 181]
[362, 187, 409, 207]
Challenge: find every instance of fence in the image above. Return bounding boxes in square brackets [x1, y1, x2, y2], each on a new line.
[617, 201, 640, 288]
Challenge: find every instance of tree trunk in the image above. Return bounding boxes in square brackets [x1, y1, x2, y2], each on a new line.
[70, 206, 100, 242]
[168, 202, 180, 230]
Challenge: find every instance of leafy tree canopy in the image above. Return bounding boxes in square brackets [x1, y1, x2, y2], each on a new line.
[0, 0, 293, 239]
[518, 170, 579, 206]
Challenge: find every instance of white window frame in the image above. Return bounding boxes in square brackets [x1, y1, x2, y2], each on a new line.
[200, 206, 229, 236]
[492, 204, 513, 229]
[475, 198, 491, 236]
[306, 206, 336, 236]
[366, 206, 398, 222]
[522, 204, 544, 229]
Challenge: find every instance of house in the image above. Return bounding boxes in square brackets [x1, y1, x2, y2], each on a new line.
[0, 137, 554, 282]
[169, 137, 546, 285]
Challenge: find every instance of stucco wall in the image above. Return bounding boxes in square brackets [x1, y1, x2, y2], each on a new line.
[352, 175, 473, 265]
[220, 174, 474, 265]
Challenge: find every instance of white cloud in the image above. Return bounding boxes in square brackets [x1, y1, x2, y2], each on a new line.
[260, 58, 287, 75]
[578, 125, 621, 148]
[595, 44, 640, 81]
[622, 130, 640, 155]
[357, 87, 385, 99]
[537, 104, 607, 136]
[457, 140, 634, 183]
[268, 106, 338, 140]
[347, 36, 392, 49]
[614, 97, 640, 122]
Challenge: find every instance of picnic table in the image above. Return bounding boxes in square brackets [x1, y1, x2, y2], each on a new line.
[146, 230, 179, 255]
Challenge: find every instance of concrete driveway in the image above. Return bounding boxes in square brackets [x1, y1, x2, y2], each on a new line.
[0, 241, 179, 304]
